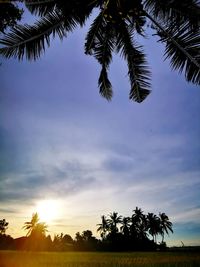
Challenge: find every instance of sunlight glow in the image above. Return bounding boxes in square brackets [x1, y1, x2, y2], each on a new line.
[35, 199, 61, 223]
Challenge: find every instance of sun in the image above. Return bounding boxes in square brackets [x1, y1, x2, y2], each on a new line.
[35, 199, 61, 223]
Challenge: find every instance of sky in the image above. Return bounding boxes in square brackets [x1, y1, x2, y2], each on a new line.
[0, 7, 200, 247]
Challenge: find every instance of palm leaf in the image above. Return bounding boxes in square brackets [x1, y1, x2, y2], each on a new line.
[115, 20, 151, 103]
[144, 0, 200, 30]
[0, 11, 76, 60]
[85, 13, 115, 100]
[145, 11, 200, 85]
[57, 1, 94, 27]
[85, 12, 104, 55]
[25, 0, 57, 16]
[98, 66, 113, 100]
[162, 27, 200, 84]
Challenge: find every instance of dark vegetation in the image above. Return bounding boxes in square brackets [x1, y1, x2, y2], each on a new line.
[0, 0, 199, 103]
[0, 1, 23, 33]
[0, 207, 173, 251]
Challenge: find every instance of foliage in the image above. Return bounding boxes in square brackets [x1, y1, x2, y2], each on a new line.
[0, 1, 23, 33]
[97, 207, 173, 250]
[74, 230, 99, 251]
[0, 234, 14, 250]
[23, 212, 48, 237]
[0, 208, 173, 251]
[0, 219, 9, 234]
[0, 0, 199, 102]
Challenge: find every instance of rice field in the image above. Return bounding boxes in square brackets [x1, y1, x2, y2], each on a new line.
[0, 251, 200, 267]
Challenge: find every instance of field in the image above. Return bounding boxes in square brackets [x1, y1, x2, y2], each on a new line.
[0, 251, 200, 267]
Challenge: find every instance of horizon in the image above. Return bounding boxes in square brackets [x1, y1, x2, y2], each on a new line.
[0, 6, 200, 248]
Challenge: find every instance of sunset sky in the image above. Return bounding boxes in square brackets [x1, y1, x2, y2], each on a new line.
[0, 9, 200, 247]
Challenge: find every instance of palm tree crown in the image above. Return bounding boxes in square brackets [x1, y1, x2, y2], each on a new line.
[159, 212, 173, 242]
[23, 212, 48, 237]
[0, 0, 199, 102]
[97, 215, 108, 239]
[146, 212, 160, 243]
[107, 212, 122, 234]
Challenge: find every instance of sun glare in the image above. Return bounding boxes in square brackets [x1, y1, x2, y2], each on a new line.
[35, 199, 61, 223]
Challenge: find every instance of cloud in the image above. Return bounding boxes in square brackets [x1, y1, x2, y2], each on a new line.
[0, 208, 17, 214]
[173, 206, 200, 224]
[0, 158, 97, 205]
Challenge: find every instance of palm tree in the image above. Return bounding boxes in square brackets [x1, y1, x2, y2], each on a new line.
[132, 207, 145, 224]
[23, 212, 40, 236]
[159, 212, 173, 243]
[0, 0, 199, 103]
[97, 215, 108, 240]
[146, 212, 160, 244]
[107, 212, 122, 234]
[23, 212, 48, 237]
[0, 219, 9, 234]
[120, 216, 130, 237]
[130, 207, 147, 240]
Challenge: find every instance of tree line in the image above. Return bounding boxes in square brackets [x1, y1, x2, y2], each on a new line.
[0, 207, 173, 251]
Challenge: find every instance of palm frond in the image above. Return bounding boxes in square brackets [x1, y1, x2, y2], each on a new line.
[162, 27, 200, 84]
[25, 0, 57, 16]
[145, 11, 200, 85]
[115, 20, 151, 103]
[144, 0, 200, 31]
[57, 1, 94, 27]
[85, 12, 115, 100]
[0, 11, 75, 60]
[85, 12, 104, 55]
[98, 66, 113, 100]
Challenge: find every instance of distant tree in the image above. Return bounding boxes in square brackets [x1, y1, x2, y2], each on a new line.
[146, 212, 160, 244]
[44, 234, 53, 250]
[159, 212, 173, 242]
[63, 234, 73, 245]
[74, 230, 98, 251]
[82, 230, 93, 241]
[97, 215, 108, 240]
[23, 212, 40, 236]
[120, 216, 130, 237]
[23, 212, 48, 238]
[97, 208, 173, 250]
[0, 219, 9, 234]
[0, 233, 14, 250]
[129, 207, 145, 240]
[74, 231, 84, 250]
[107, 212, 122, 235]
[53, 233, 64, 250]
[0, 1, 23, 33]
[31, 221, 48, 238]
[133, 207, 148, 240]
[132, 207, 145, 224]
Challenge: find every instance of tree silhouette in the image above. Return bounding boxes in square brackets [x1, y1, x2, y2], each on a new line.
[129, 207, 147, 241]
[0, 1, 23, 34]
[146, 212, 160, 244]
[0, 219, 9, 235]
[159, 212, 173, 243]
[107, 212, 122, 235]
[120, 216, 130, 237]
[0, 0, 199, 103]
[23, 212, 39, 236]
[97, 215, 108, 240]
[23, 212, 48, 237]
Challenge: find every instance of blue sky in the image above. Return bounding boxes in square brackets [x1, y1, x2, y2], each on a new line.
[0, 8, 200, 246]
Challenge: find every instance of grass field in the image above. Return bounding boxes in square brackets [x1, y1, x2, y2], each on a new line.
[0, 251, 200, 267]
